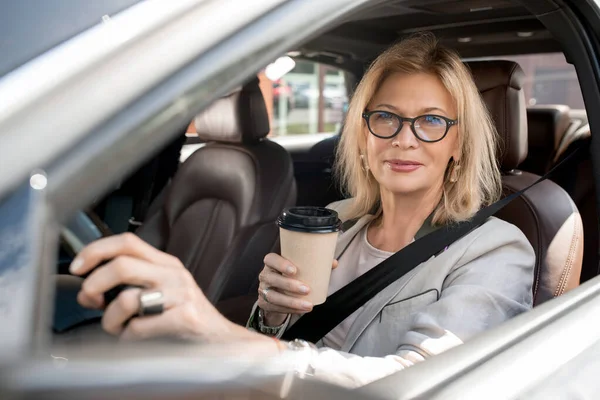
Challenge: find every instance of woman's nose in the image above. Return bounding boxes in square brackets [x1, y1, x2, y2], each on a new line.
[392, 122, 419, 148]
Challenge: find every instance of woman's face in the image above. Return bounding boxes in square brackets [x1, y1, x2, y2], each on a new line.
[364, 72, 460, 198]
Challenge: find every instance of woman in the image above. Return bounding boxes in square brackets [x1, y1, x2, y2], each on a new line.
[72, 33, 535, 388]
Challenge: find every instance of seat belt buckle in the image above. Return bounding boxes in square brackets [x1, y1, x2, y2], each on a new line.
[128, 217, 143, 232]
[128, 217, 143, 227]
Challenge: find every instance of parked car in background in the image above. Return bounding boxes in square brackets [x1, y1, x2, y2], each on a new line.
[273, 78, 295, 114]
[293, 82, 348, 109]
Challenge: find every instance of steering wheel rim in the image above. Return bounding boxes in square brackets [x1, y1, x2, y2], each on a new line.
[54, 210, 114, 335]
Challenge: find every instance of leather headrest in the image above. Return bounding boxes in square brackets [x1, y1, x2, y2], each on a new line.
[527, 105, 571, 151]
[194, 77, 270, 144]
[466, 61, 528, 171]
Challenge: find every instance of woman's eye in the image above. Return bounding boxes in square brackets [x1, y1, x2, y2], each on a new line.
[374, 112, 394, 121]
[422, 115, 444, 125]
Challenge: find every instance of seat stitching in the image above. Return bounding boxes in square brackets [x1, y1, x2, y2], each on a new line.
[561, 203, 581, 295]
[555, 207, 580, 297]
[556, 214, 578, 296]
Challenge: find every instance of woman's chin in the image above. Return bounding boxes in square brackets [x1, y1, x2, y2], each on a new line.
[380, 183, 428, 196]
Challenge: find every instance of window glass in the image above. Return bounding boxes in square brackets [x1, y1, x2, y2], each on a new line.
[265, 60, 349, 137]
[0, 0, 143, 78]
[469, 53, 585, 109]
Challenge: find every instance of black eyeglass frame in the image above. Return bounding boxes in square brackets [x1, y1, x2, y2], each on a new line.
[362, 109, 459, 143]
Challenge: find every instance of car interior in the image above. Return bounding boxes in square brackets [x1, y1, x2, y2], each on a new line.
[51, 0, 597, 359]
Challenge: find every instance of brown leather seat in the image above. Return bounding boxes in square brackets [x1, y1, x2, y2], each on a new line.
[521, 107, 598, 283]
[467, 61, 583, 305]
[549, 116, 598, 283]
[137, 77, 296, 304]
[519, 105, 571, 176]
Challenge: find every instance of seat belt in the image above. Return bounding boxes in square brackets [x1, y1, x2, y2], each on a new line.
[128, 160, 158, 232]
[281, 148, 580, 343]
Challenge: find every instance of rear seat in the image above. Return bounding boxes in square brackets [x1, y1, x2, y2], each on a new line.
[519, 105, 571, 176]
[544, 118, 597, 282]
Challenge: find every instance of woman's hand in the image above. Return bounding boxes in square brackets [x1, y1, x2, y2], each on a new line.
[258, 253, 338, 326]
[70, 232, 239, 342]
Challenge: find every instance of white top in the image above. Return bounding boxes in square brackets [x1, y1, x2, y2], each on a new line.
[322, 224, 393, 350]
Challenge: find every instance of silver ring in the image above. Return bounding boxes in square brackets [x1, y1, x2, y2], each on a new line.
[261, 287, 271, 303]
[138, 290, 164, 316]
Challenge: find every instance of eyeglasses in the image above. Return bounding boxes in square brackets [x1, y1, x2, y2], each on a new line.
[362, 110, 458, 143]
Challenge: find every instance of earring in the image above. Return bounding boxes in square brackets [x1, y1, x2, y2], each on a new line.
[360, 153, 370, 172]
[449, 161, 461, 183]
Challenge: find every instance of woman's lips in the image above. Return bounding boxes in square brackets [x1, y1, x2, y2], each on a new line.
[384, 159, 423, 172]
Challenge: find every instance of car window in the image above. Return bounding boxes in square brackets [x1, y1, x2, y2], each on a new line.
[0, 0, 143, 78]
[468, 53, 585, 109]
[264, 59, 349, 137]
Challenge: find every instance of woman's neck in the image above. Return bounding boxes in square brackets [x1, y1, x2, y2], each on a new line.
[368, 187, 442, 253]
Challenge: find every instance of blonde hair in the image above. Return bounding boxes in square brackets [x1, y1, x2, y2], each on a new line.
[335, 32, 501, 225]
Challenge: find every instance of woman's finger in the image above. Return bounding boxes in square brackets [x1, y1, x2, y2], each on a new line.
[70, 232, 183, 276]
[332, 259, 339, 269]
[259, 268, 309, 295]
[120, 303, 204, 341]
[257, 285, 312, 312]
[78, 256, 175, 308]
[101, 287, 143, 335]
[120, 310, 181, 341]
[257, 299, 306, 315]
[263, 253, 297, 276]
[102, 284, 193, 335]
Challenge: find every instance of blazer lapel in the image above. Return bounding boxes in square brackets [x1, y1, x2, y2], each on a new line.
[340, 263, 422, 352]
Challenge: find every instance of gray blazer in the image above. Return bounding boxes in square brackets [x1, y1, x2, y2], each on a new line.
[249, 200, 535, 387]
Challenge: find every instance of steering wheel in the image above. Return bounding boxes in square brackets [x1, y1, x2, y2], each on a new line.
[60, 210, 113, 257]
[54, 210, 114, 335]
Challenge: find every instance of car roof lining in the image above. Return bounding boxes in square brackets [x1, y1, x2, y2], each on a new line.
[295, 0, 563, 64]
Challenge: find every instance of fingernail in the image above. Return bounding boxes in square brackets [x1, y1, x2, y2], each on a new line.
[301, 301, 313, 310]
[69, 258, 84, 274]
[286, 265, 296, 275]
[299, 285, 309, 294]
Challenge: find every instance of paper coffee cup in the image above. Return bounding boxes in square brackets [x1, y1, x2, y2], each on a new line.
[277, 207, 342, 305]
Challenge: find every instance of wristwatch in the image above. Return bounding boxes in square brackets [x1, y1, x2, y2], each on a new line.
[257, 308, 287, 336]
[285, 339, 317, 378]
[286, 338, 317, 351]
